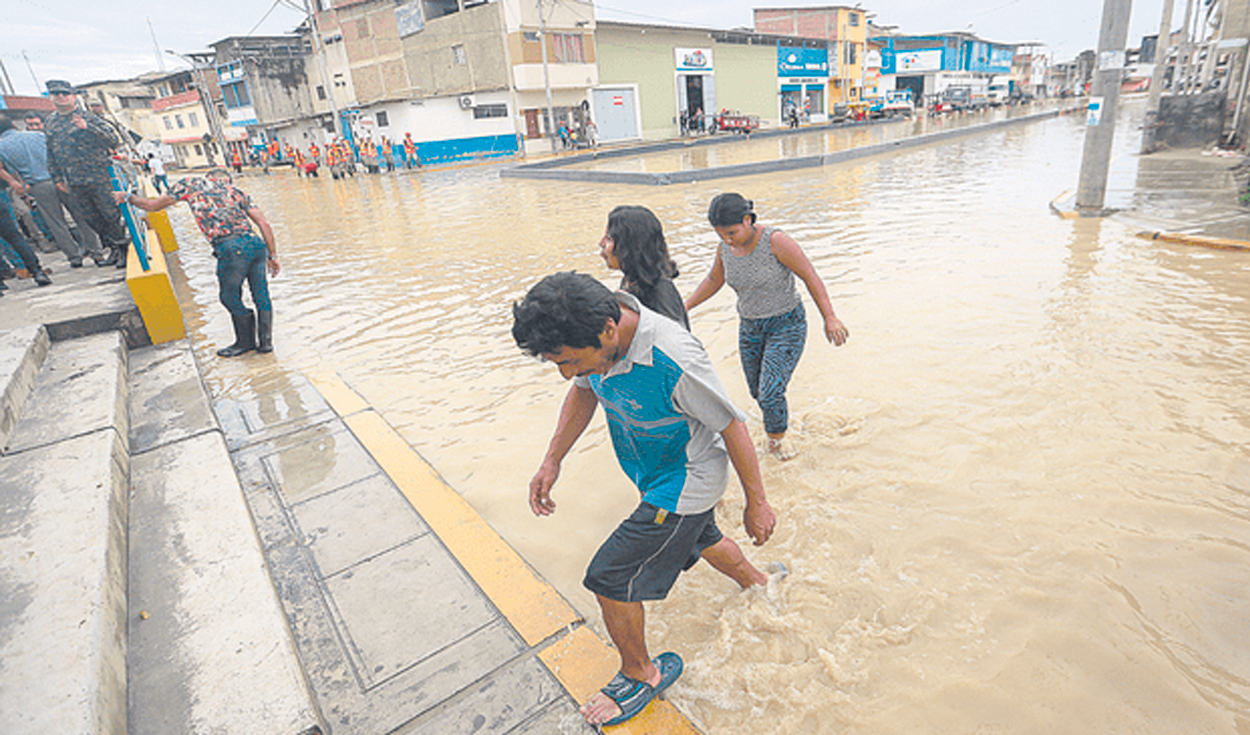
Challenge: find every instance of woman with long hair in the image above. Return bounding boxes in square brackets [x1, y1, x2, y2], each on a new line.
[599, 205, 689, 329]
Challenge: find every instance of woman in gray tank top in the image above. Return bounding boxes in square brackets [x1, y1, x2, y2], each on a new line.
[685, 193, 849, 460]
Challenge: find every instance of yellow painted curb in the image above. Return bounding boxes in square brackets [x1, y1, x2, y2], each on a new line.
[147, 209, 179, 253]
[306, 370, 370, 417]
[308, 371, 702, 733]
[538, 626, 702, 733]
[126, 229, 186, 344]
[1049, 190, 1079, 219]
[342, 408, 581, 646]
[1136, 230, 1250, 251]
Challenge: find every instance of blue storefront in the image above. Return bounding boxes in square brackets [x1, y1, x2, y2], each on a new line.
[880, 35, 1013, 76]
[777, 45, 830, 122]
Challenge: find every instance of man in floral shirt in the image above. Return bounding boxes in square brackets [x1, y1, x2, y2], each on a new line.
[122, 169, 280, 357]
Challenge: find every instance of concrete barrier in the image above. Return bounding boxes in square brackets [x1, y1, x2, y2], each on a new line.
[125, 229, 185, 345]
[503, 108, 1075, 186]
[146, 210, 179, 254]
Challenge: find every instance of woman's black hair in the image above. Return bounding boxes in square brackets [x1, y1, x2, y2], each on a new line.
[606, 205, 679, 295]
[707, 192, 757, 227]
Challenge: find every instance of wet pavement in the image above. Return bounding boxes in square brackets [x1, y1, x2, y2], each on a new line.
[4, 97, 1249, 734]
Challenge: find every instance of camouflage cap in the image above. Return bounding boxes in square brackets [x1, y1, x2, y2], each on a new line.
[45, 79, 74, 94]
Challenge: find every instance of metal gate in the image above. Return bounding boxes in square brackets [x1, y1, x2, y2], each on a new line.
[591, 88, 639, 142]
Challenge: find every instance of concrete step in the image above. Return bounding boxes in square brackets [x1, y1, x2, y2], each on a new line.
[2, 331, 129, 457]
[126, 340, 322, 735]
[0, 325, 50, 450]
[0, 333, 131, 735]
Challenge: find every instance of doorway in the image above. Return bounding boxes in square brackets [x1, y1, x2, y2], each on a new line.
[685, 75, 704, 120]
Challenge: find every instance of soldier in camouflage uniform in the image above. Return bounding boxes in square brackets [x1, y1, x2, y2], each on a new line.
[43, 79, 129, 268]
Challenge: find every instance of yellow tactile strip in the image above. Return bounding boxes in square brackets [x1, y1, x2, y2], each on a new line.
[538, 626, 702, 734]
[343, 408, 579, 646]
[308, 370, 576, 645]
[307, 371, 703, 732]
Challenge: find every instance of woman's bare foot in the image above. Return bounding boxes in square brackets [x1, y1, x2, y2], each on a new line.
[768, 435, 798, 461]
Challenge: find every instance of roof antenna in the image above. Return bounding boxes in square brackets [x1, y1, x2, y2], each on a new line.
[148, 17, 167, 72]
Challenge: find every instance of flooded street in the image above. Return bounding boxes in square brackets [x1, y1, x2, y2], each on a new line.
[172, 101, 1250, 734]
[564, 102, 1067, 173]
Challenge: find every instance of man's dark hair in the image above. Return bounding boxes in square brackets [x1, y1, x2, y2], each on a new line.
[512, 272, 621, 357]
[0, 118, 14, 134]
[607, 205, 678, 296]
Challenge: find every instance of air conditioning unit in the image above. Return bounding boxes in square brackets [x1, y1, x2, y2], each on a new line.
[458, 95, 475, 109]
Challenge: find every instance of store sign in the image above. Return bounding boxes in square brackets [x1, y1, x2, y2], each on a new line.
[227, 106, 259, 128]
[894, 49, 944, 73]
[675, 48, 713, 72]
[989, 47, 1014, 70]
[1087, 97, 1104, 126]
[778, 46, 829, 77]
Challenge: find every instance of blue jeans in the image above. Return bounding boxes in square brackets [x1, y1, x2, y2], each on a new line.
[739, 303, 806, 435]
[0, 190, 41, 273]
[214, 234, 271, 316]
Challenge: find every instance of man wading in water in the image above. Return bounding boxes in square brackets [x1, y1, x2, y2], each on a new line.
[512, 271, 784, 727]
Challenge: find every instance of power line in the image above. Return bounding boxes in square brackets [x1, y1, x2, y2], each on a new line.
[246, 0, 286, 37]
[968, 0, 1029, 20]
[593, 2, 710, 28]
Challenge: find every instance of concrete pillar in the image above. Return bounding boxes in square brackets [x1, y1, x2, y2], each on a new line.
[1142, 0, 1177, 153]
[1076, 0, 1133, 214]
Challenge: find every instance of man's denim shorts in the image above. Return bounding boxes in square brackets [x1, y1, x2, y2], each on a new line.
[583, 502, 723, 603]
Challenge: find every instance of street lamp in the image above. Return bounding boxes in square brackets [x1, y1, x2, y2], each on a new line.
[166, 49, 224, 166]
[538, 0, 558, 153]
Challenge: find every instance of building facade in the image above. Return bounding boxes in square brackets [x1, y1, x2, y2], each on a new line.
[596, 21, 834, 140]
[304, 0, 598, 161]
[210, 35, 323, 159]
[878, 33, 1015, 104]
[754, 6, 868, 106]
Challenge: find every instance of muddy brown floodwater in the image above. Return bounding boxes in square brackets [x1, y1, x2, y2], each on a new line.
[175, 100, 1250, 734]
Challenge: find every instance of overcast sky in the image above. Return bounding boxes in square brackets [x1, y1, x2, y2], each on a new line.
[2, 0, 1184, 97]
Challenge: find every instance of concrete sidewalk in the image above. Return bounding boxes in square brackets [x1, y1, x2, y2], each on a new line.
[1054, 146, 1250, 246]
[5, 114, 1248, 735]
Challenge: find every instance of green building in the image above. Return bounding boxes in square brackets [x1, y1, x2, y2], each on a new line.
[594, 21, 829, 142]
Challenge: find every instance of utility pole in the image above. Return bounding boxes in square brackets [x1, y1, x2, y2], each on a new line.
[304, 0, 343, 141]
[21, 50, 39, 93]
[1177, 0, 1196, 92]
[0, 59, 14, 96]
[1076, 0, 1132, 214]
[538, 0, 558, 153]
[1141, 0, 1176, 153]
[148, 18, 166, 72]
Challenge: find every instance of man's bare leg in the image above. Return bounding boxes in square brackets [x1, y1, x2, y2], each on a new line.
[580, 595, 662, 725]
[701, 537, 769, 588]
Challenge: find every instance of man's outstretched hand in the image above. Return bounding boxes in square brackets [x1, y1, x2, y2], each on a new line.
[528, 460, 560, 516]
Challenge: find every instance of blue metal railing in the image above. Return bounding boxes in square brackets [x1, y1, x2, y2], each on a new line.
[109, 162, 150, 272]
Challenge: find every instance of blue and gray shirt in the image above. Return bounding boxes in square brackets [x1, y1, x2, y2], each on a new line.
[575, 292, 747, 515]
[0, 129, 53, 184]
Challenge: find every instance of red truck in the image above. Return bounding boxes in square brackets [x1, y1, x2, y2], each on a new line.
[716, 110, 760, 134]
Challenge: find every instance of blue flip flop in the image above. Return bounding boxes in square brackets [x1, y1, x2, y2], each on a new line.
[601, 652, 684, 727]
